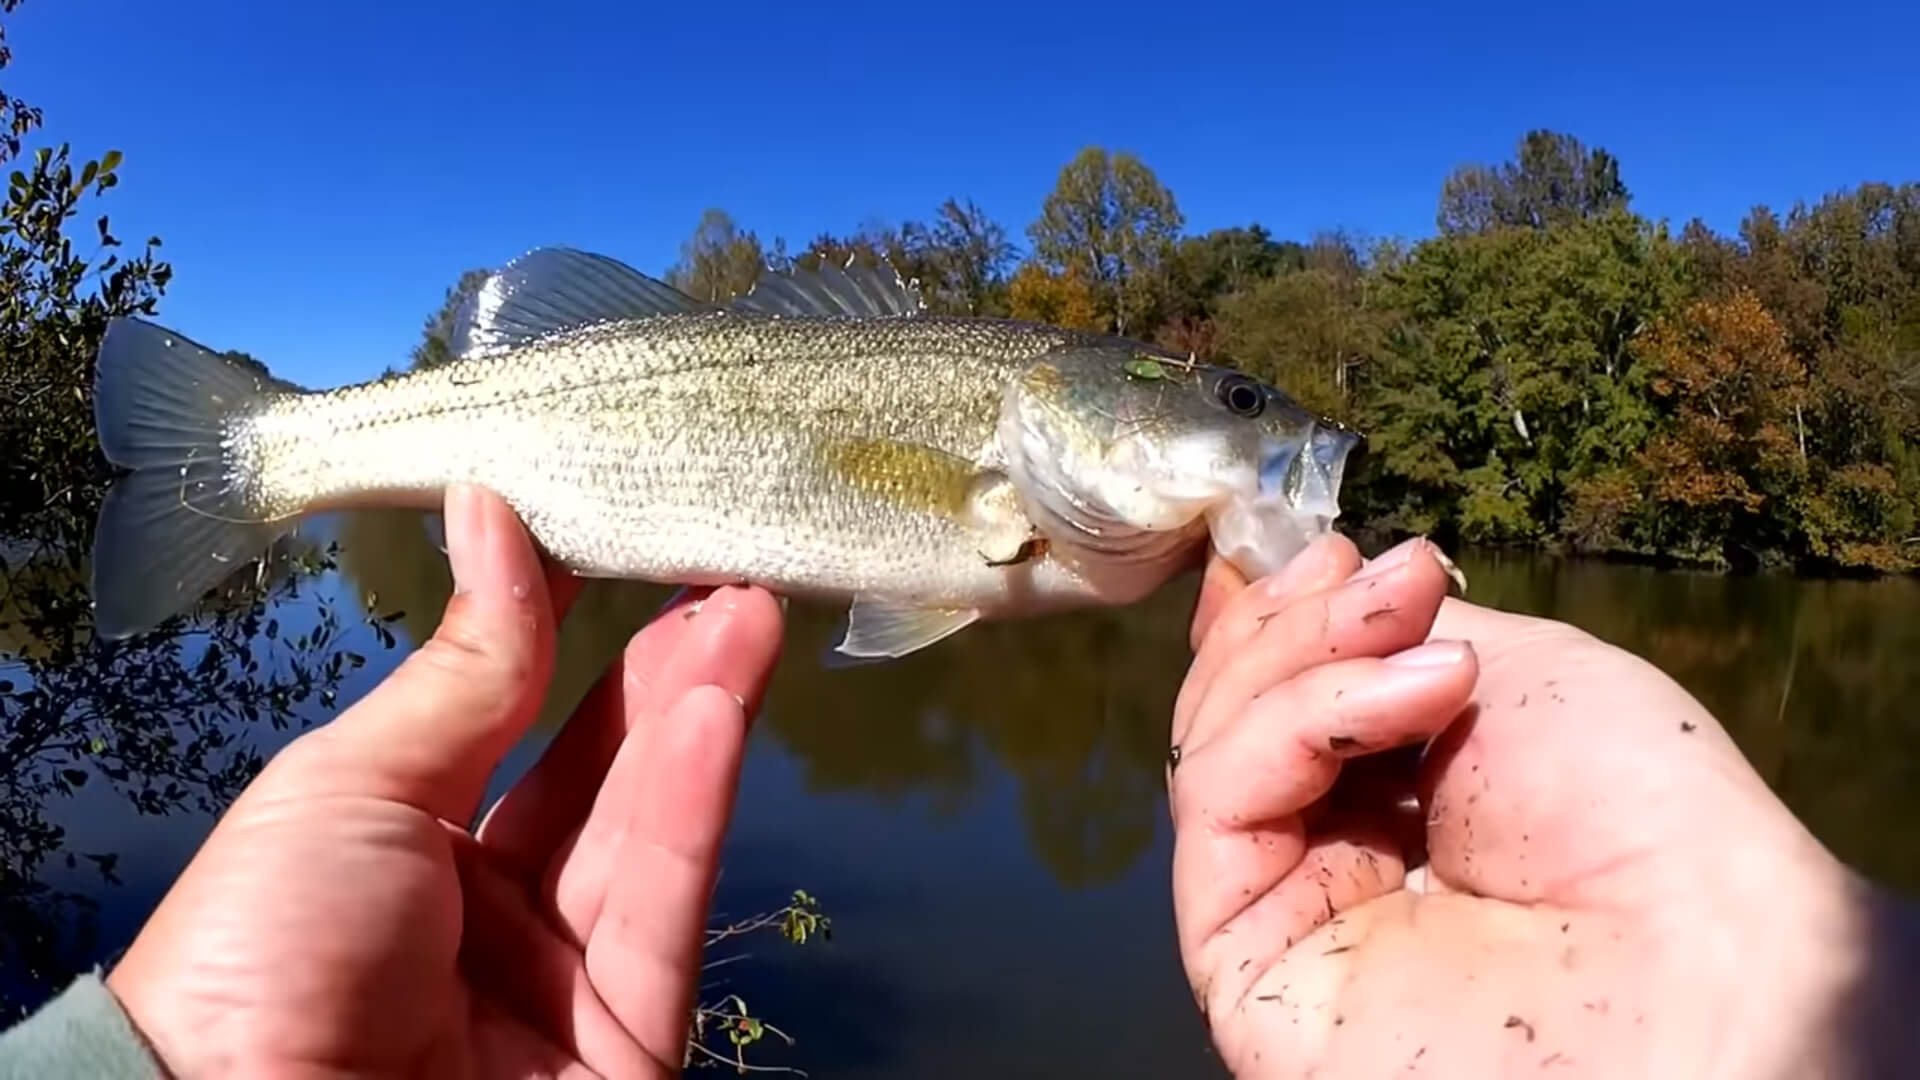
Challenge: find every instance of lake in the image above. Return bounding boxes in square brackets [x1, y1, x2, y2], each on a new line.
[7, 509, 1920, 1076]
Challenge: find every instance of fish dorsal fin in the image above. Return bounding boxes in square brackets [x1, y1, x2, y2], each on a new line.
[732, 257, 926, 319]
[451, 247, 711, 358]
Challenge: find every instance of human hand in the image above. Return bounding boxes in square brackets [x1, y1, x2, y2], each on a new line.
[104, 485, 785, 1078]
[1169, 534, 1906, 1079]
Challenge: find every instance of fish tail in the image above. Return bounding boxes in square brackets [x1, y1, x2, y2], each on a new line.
[90, 317, 302, 639]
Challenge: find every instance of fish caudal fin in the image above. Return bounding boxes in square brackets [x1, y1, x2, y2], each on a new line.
[90, 317, 299, 639]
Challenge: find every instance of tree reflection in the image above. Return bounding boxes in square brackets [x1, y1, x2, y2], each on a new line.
[332, 507, 1189, 889]
[331, 517, 1920, 899]
[0, 35, 405, 1016]
[0, 532, 393, 1020]
[760, 585, 1191, 889]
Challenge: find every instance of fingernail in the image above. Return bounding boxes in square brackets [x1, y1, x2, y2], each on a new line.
[1434, 549, 1470, 597]
[1354, 536, 1426, 582]
[1384, 640, 1469, 667]
[446, 484, 488, 594]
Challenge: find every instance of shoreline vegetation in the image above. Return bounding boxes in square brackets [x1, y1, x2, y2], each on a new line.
[416, 133, 1920, 580]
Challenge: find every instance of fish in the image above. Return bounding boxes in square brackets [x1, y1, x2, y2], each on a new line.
[87, 246, 1365, 662]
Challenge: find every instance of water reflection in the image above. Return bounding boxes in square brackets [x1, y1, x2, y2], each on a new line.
[1459, 551, 1920, 893]
[9, 514, 1920, 1070]
[331, 511, 1920, 897]
[334, 507, 1192, 889]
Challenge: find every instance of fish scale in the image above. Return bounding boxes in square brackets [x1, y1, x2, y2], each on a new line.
[87, 246, 1363, 662]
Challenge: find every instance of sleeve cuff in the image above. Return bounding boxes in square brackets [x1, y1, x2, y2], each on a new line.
[0, 970, 165, 1080]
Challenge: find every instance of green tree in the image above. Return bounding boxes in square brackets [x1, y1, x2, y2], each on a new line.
[1213, 233, 1390, 418]
[920, 197, 1018, 316]
[408, 267, 490, 371]
[1437, 129, 1630, 235]
[1357, 208, 1687, 544]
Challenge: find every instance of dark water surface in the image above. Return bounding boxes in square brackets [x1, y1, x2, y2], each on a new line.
[8, 509, 1920, 1076]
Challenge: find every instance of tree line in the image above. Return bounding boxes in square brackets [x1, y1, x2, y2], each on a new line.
[623, 136, 1919, 575]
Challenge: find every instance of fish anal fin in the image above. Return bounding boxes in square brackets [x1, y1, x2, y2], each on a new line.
[832, 597, 980, 662]
[451, 247, 712, 358]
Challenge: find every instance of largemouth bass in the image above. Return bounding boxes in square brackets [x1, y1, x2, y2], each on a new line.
[89, 247, 1364, 661]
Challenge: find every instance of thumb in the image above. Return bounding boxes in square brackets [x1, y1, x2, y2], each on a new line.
[271, 484, 563, 825]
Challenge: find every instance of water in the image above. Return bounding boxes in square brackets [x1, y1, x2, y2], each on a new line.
[6, 510, 1920, 1076]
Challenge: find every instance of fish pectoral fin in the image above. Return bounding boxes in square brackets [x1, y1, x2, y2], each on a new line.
[981, 535, 1048, 567]
[831, 597, 980, 662]
[965, 470, 1043, 567]
[451, 247, 714, 359]
[731, 259, 926, 318]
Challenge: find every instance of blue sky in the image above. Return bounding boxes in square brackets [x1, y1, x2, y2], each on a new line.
[8, 0, 1917, 389]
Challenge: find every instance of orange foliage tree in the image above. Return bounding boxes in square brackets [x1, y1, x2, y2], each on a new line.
[1006, 262, 1104, 331]
[1635, 287, 1809, 559]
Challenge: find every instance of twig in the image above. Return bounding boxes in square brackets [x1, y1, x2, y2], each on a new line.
[686, 1039, 807, 1076]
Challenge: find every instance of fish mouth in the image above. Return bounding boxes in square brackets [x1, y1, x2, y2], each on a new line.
[1210, 423, 1365, 581]
[1264, 423, 1363, 525]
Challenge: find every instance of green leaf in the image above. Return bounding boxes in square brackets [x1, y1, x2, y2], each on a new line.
[99, 149, 122, 174]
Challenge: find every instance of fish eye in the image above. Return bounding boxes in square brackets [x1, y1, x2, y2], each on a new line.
[1215, 373, 1265, 418]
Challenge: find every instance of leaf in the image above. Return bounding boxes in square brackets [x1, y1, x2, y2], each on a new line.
[99, 149, 122, 174]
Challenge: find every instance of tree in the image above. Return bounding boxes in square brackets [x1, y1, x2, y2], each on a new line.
[1027, 147, 1183, 335]
[1005, 262, 1103, 331]
[1438, 129, 1630, 235]
[666, 208, 766, 302]
[406, 267, 490, 372]
[1357, 208, 1686, 544]
[1633, 289, 1810, 562]
[1213, 233, 1389, 418]
[0, 1, 391, 1017]
[920, 197, 1018, 316]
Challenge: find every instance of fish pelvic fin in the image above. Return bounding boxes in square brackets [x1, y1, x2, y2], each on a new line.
[732, 257, 926, 319]
[451, 247, 715, 359]
[827, 597, 980, 665]
[90, 317, 299, 640]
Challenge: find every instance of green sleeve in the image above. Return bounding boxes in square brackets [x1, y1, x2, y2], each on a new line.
[0, 971, 164, 1080]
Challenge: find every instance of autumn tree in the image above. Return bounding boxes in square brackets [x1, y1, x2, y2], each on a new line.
[1027, 146, 1183, 335]
[666, 208, 766, 302]
[1633, 289, 1810, 563]
[1006, 262, 1102, 331]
